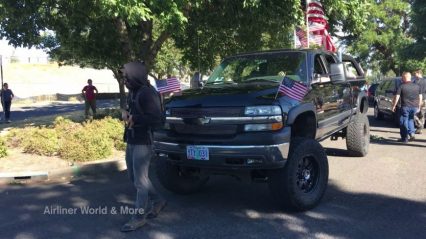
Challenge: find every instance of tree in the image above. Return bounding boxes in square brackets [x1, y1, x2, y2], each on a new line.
[402, 0, 426, 64]
[343, 0, 425, 75]
[0, 1, 368, 107]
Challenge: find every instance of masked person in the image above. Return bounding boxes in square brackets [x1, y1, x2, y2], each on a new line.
[120, 61, 166, 232]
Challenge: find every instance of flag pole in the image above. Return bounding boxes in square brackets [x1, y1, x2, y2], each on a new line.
[274, 75, 286, 100]
[306, 0, 310, 48]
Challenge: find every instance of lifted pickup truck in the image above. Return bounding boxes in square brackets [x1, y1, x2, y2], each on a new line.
[154, 49, 369, 211]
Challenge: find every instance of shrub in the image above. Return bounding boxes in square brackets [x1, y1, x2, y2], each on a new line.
[0, 137, 8, 158]
[6, 115, 126, 161]
[5, 128, 31, 148]
[21, 127, 59, 156]
[58, 122, 114, 162]
[87, 117, 125, 151]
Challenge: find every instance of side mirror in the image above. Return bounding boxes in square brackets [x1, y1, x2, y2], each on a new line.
[329, 63, 346, 83]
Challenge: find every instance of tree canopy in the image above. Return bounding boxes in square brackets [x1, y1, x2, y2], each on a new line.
[344, 0, 426, 76]
[0, 0, 369, 106]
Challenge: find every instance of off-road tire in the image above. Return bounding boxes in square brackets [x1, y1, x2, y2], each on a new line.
[346, 113, 370, 157]
[374, 104, 384, 120]
[268, 137, 329, 211]
[156, 157, 209, 195]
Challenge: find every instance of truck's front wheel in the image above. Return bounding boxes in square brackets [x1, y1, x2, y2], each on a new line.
[155, 157, 209, 195]
[268, 138, 329, 211]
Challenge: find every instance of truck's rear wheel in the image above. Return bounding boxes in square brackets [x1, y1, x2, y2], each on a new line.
[346, 113, 370, 157]
[155, 157, 209, 194]
[268, 138, 329, 211]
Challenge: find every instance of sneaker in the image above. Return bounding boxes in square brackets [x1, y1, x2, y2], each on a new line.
[147, 200, 167, 219]
[397, 138, 408, 143]
[120, 217, 147, 232]
[409, 134, 415, 141]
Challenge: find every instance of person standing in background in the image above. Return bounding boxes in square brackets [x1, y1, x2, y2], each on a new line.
[0, 83, 14, 123]
[412, 69, 426, 134]
[82, 79, 98, 119]
[392, 72, 423, 143]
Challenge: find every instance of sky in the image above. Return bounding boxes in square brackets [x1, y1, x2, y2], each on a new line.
[0, 39, 48, 58]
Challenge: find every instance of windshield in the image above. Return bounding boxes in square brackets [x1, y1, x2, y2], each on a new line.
[206, 51, 307, 86]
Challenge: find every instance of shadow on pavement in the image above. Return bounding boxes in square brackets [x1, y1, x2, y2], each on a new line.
[10, 100, 120, 122]
[0, 169, 425, 239]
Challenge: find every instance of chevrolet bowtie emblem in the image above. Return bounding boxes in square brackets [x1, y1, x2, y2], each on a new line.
[198, 117, 211, 125]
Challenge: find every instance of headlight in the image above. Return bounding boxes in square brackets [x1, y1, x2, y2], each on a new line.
[243, 106, 284, 131]
[245, 106, 282, 116]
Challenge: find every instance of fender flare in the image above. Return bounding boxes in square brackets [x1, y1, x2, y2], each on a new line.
[286, 103, 317, 125]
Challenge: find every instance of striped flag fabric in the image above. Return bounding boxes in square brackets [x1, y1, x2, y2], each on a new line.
[278, 76, 308, 101]
[295, 0, 336, 52]
[155, 77, 181, 94]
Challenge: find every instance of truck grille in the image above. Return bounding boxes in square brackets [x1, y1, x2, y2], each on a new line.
[170, 107, 243, 136]
[173, 124, 238, 136]
[171, 107, 242, 117]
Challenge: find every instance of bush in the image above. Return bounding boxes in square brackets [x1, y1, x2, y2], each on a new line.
[21, 127, 59, 156]
[58, 124, 113, 162]
[5, 128, 31, 148]
[0, 137, 8, 158]
[88, 117, 125, 151]
[6, 115, 126, 161]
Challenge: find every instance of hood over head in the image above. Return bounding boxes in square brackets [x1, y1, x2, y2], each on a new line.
[121, 61, 149, 90]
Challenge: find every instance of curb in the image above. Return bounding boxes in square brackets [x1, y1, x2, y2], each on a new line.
[0, 159, 127, 184]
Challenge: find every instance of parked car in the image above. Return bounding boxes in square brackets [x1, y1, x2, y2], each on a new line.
[367, 83, 379, 106]
[374, 77, 426, 129]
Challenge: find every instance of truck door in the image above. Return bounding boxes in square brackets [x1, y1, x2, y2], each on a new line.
[325, 54, 353, 127]
[310, 53, 341, 137]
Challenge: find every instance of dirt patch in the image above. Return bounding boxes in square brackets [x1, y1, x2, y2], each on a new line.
[0, 147, 125, 173]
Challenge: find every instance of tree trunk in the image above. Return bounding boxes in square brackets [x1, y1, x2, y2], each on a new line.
[112, 69, 127, 109]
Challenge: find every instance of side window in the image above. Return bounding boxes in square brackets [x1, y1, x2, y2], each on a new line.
[323, 54, 337, 73]
[343, 61, 360, 79]
[314, 55, 326, 75]
[380, 81, 390, 93]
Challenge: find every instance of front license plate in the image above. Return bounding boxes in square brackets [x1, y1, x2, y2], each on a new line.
[186, 146, 209, 160]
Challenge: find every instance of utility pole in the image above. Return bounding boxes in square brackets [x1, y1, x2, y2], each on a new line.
[0, 55, 3, 120]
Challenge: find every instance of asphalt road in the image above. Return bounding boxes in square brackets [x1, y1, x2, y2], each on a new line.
[0, 110, 425, 239]
[6, 99, 120, 122]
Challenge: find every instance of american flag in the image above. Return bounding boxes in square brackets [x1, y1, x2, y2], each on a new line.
[278, 77, 308, 101]
[155, 77, 181, 94]
[296, 0, 336, 52]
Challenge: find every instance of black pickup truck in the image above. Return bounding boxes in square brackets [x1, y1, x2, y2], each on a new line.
[154, 49, 370, 211]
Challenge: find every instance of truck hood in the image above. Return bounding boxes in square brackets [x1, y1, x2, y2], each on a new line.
[165, 84, 280, 108]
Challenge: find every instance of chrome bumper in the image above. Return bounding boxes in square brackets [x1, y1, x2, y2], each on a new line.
[153, 141, 290, 169]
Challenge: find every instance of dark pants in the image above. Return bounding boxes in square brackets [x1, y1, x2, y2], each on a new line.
[84, 99, 96, 118]
[400, 106, 417, 141]
[125, 144, 163, 217]
[1, 100, 11, 120]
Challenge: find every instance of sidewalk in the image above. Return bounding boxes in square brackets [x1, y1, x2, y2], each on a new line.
[0, 149, 126, 184]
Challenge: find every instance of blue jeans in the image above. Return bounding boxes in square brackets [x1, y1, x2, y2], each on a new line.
[400, 106, 418, 140]
[125, 144, 163, 217]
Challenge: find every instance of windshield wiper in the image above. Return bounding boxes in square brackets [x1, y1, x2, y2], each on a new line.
[243, 78, 279, 83]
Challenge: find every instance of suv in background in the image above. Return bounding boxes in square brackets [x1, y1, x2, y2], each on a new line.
[373, 77, 401, 125]
[367, 83, 379, 106]
[374, 77, 426, 129]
